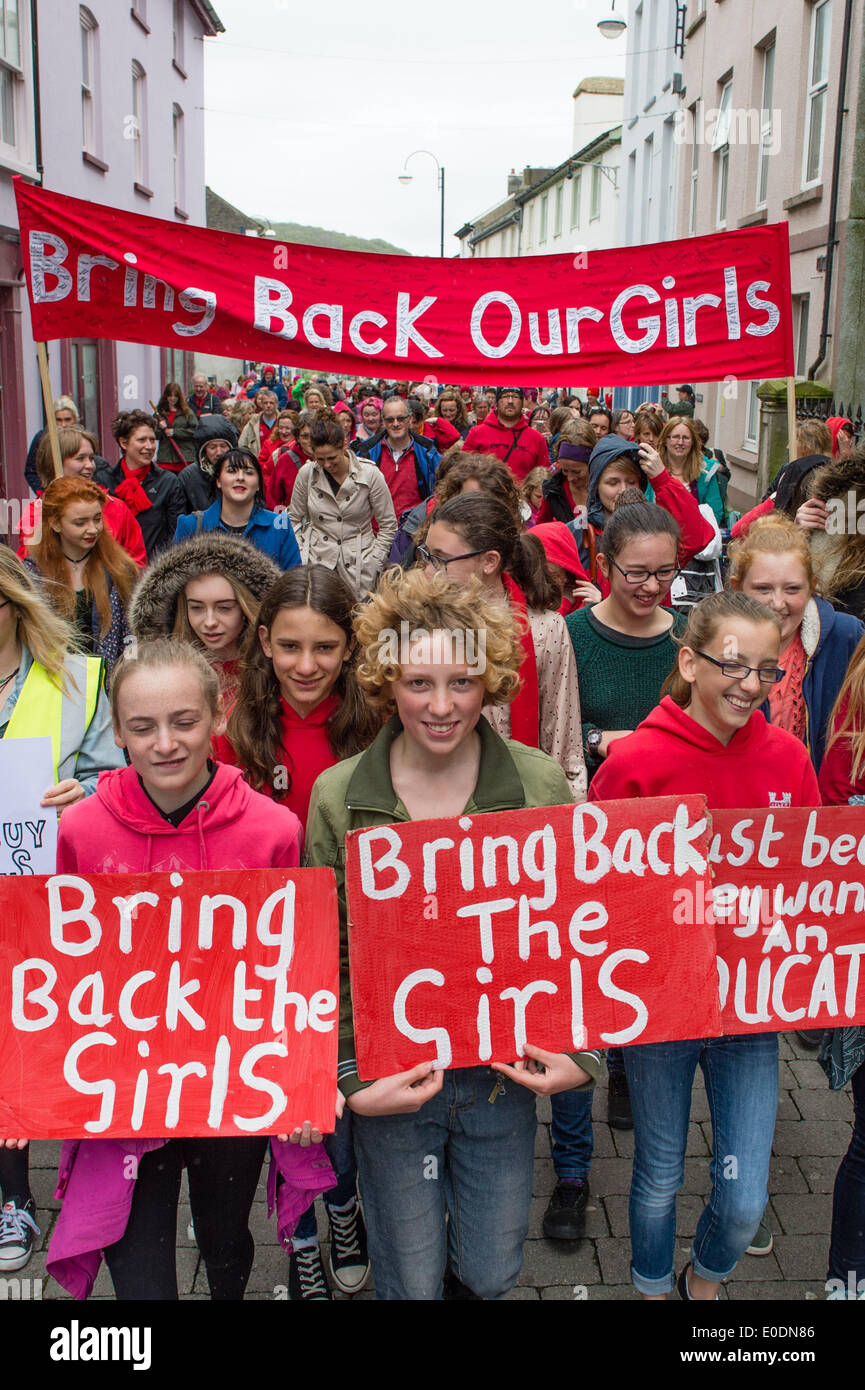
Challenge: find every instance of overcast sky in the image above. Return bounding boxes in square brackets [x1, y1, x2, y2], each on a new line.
[203, 0, 628, 256]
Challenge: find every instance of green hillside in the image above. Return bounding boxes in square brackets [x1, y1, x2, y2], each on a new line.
[256, 220, 409, 255]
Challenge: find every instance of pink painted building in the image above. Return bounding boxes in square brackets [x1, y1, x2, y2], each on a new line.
[0, 0, 223, 514]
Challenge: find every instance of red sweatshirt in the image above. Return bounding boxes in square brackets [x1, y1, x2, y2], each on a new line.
[57, 762, 303, 873]
[215, 693, 340, 829]
[589, 695, 820, 810]
[463, 411, 549, 483]
[818, 697, 865, 805]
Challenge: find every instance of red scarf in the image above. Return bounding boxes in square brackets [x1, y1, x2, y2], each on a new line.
[113, 458, 153, 515]
[501, 572, 540, 747]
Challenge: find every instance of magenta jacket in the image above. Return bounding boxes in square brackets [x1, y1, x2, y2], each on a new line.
[46, 762, 330, 1298]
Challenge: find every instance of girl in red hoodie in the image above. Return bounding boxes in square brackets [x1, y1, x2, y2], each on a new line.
[217, 565, 380, 1299]
[49, 638, 308, 1300]
[591, 591, 820, 1301]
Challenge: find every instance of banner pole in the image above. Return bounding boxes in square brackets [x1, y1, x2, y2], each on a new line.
[787, 374, 797, 467]
[36, 341, 63, 479]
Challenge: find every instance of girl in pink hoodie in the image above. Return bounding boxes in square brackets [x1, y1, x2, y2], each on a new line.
[41, 638, 332, 1301]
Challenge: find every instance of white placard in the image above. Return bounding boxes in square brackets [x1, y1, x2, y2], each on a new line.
[0, 736, 58, 875]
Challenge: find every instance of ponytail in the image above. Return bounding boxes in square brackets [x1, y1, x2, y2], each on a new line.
[433, 493, 559, 610]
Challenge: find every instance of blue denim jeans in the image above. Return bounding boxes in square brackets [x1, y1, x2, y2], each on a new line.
[550, 1050, 625, 1178]
[353, 1067, 537, 1300]
[828, 1062, 865, 1287]
[293, 1108, 358, 1242]
[623, 1032, 778, 1295]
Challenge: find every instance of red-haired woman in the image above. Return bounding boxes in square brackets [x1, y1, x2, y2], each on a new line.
[24, 477, 138, 674]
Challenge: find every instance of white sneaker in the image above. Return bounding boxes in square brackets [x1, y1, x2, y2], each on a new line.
[0, 1199, 40, 1272]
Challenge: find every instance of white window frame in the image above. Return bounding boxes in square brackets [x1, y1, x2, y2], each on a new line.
[713, 80, 733, 229]
[553, 182, 563, 238]
[688, 101, 700, 235]
[795, 294, 810, 376]
[526, 202, 534, 250]
[570, 167, 581, 228]
[173, 0, 185, 73]
[756, 41, 775, 208]
[131, 61, 148, 187]
[172, 103, 185, 210]
[803, 0, 831, 186]
[590, 164, 602, 221]
[539, 192, 548, 243]
[80, 6, 99, 156]
[744, 380, 760, 449]
[0, 0, 22, 152]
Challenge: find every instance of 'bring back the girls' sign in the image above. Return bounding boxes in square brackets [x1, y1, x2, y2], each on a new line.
[0, 869, 339, 1138]
[346, 799, 865, 1076]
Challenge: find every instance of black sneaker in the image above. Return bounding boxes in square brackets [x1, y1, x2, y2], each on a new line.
[288, 1243, 333, 1301]
[542, 1178, 589, 1240]
[607, 1071, 634, 1130]
[0, 1197, 39, 1272]
[327, 1201, 370, 1295]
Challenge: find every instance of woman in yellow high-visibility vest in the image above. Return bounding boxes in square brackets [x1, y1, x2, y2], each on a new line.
[0, 547, 123, 1275]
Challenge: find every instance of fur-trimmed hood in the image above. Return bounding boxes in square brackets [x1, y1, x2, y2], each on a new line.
[128, 533, 281, 639]
[808, 455, 865, 503]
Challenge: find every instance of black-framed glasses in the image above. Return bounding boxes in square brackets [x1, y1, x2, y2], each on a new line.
[417, 544, 486, 572]
[610, 560, 679, 586]
[695, 651, 785, 684]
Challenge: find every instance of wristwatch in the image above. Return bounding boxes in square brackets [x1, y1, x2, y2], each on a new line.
[586, 728, 603, 755]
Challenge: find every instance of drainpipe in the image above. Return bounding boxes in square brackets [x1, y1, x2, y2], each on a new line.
[30, 0, 42, 182]
[808, 0, 854, 380]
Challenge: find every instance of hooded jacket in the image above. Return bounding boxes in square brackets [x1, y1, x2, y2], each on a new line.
[128, 532, 282, 640]
[173, 498, 301, 571]
[827, 416, 854, 458]
[731, 453, 829, 539]
[589, 695, 820, 808]
[304, 713, 601, 1098]
[808, 455, 865, 619]
[758, 595, 863, 772]
[47, 763, 314, 1299]
[177, 416, 239, 513]
[463, 410, 549, 483]
[576, 438, 715, 583]
[247, 367, 288, 410]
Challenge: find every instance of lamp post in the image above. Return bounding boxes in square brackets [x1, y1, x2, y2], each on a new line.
[398, 149, 446, 257]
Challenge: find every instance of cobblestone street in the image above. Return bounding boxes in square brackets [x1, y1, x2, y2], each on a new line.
[23, 1032, 849, 1302]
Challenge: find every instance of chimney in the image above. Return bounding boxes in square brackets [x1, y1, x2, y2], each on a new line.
[507, 167, 521, 196]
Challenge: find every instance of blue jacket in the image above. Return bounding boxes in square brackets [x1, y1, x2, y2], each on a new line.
[354, 430, 441, 500]
[247, 376, 288, 409]
[761, 595, 864, 772]
[173, 500, 301, 570]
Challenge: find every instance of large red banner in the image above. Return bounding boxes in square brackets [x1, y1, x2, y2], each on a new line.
[346, 800, 865, 1076]
[14, 179, 794, 386]
[0, 868, 339, 1139]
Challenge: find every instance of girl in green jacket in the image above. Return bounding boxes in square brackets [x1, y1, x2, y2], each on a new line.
[305, 567, 601, 1300]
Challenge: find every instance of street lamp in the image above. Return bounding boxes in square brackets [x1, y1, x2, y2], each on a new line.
[597, 1, 627, 40]
[399, 149, 446, 257]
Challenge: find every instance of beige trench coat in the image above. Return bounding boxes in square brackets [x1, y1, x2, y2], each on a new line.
[288, 454, 398, 598]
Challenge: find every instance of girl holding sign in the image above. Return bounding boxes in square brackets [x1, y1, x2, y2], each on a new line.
[43, 638, 318, 1302]
[0, 548, 122, 1273]
[217, 565, 381, 1300]
[305, 567, 601, 1300]
[24, 478, 139, 675]
[590, 590, 820, 1300]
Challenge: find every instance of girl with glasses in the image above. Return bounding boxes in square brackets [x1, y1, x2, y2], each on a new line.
[727, 515, 864, 774]
[590, 591, 820, 1301]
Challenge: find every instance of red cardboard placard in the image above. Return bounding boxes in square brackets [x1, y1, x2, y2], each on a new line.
[0, 868, 339, 1138]
[346, 796, 719, 1076]
[709, 807, 865, 1034]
